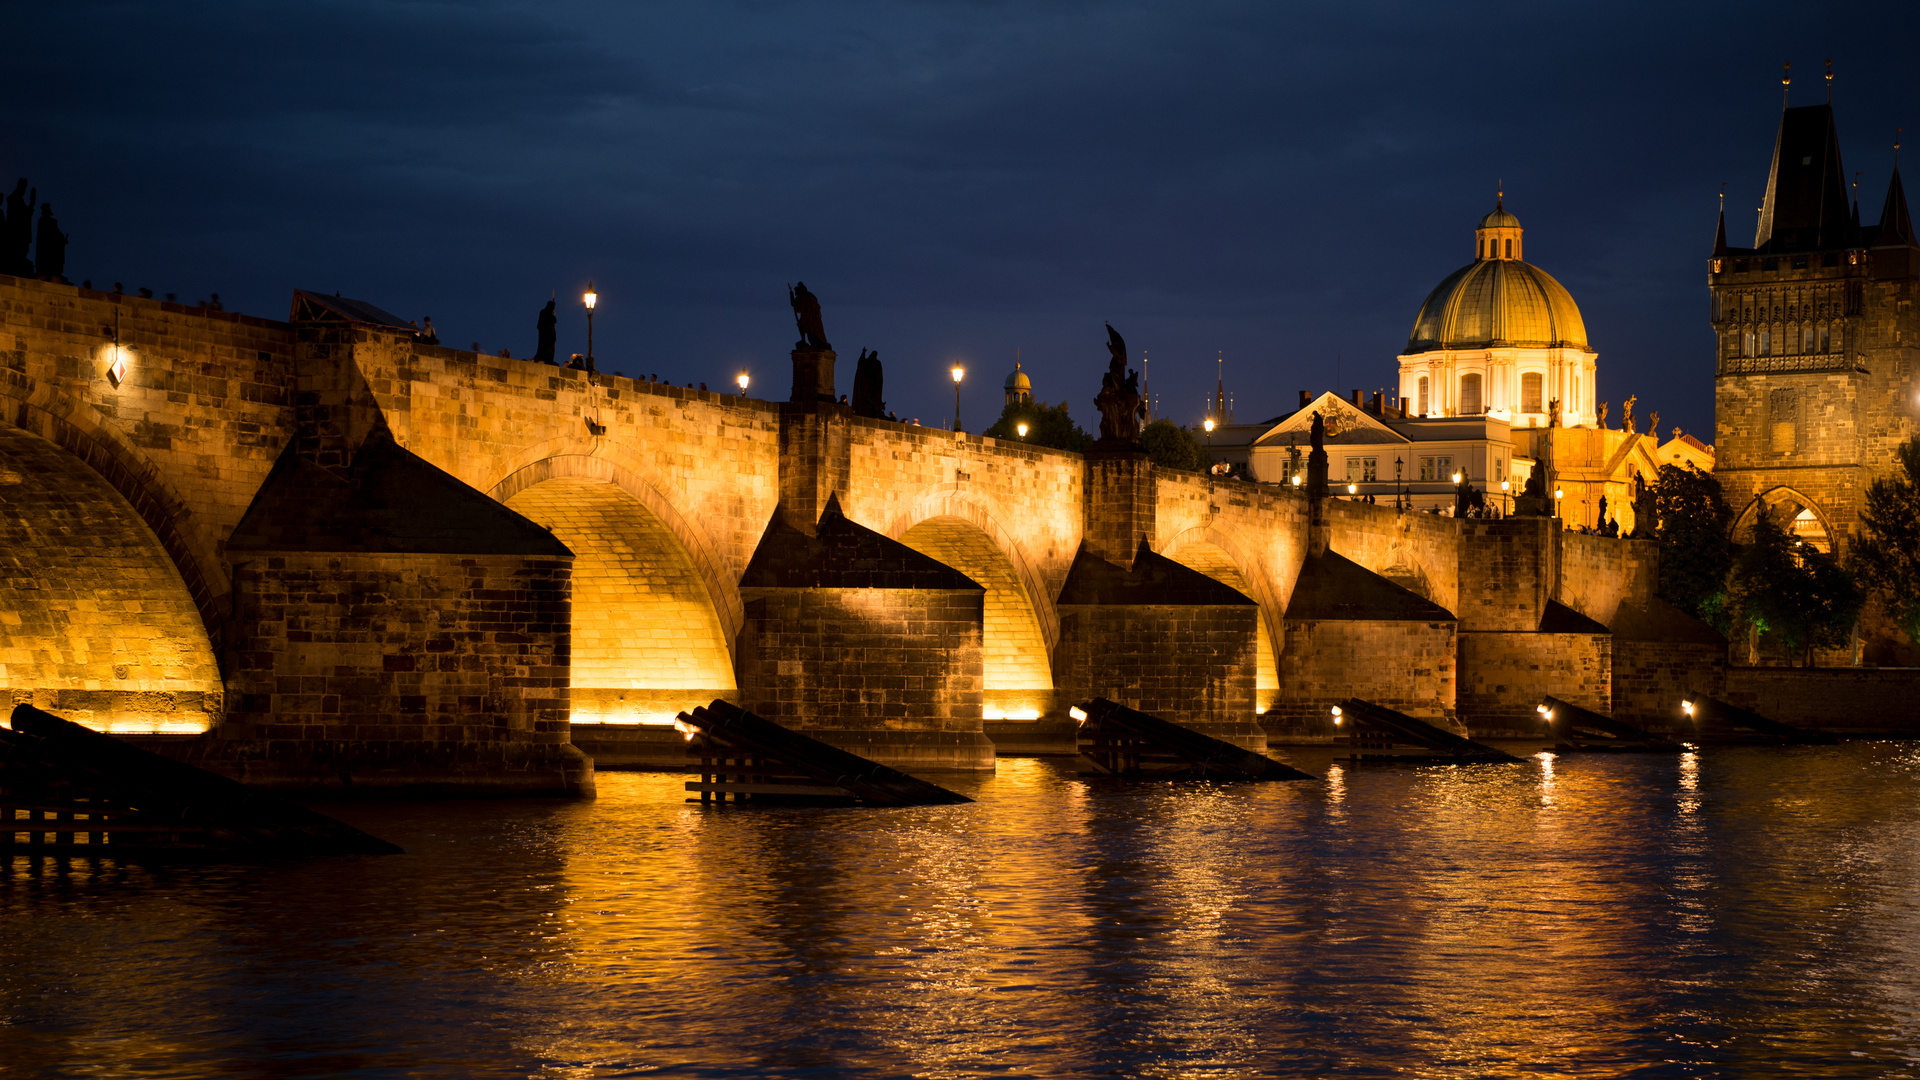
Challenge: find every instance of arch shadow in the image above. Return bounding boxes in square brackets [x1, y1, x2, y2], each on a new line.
[1733, 485, 1838, 553]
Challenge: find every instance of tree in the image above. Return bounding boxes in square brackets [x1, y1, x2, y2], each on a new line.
[1139, 419, 1212, 473]
[1651, 463, 1735, 631]
[1851, 438, 1920, 647]
[1728, 504, 1864, 666]
[983, 398, 1092, 454]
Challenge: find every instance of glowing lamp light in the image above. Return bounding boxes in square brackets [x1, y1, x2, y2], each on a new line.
[1069, 705, 1088, 723]
[1682, 700, 1695, 717]
[583, 283, 598, 311]
[1555, 488, 1565, 500]
[1536, 703, 1549, 715]
[671, 717, 697, 742]
[1016, 422, 1029, 438]
[1501, 480, 1511, 491]
[1452, 471, 1462, 484]
[1348, 482, 1358, 495]
[1204, 417, 1215, 433]
[737, 370, 750, 391]
[104, 346, 128, 388]
[1291, 474, 1302, 487]
[951, 364, 965, 384]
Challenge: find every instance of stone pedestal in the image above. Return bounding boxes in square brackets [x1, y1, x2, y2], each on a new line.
[790, 346, 837, 404]
[1084, 449, 1154, 567]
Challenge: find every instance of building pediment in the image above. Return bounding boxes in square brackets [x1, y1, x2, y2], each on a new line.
[1253, 392, 1408, 448]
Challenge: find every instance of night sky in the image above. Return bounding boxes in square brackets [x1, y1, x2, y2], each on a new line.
[9, 2, 1917, 440]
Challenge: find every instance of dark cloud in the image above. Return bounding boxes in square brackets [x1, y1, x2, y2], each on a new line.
[8, 0, 1916, 436]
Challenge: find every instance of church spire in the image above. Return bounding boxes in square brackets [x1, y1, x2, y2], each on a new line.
[1875, 133, 1915, 249]
[1713, 186, 1728, 256]
[1754, 81, 1849, 252]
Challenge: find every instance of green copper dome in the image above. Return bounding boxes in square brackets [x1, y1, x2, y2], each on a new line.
[1406, 259, 1589, 352]
[1478, 205, 1522, 229]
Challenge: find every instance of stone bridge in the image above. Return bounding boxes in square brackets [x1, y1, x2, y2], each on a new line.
[0, 278, 1705, 794]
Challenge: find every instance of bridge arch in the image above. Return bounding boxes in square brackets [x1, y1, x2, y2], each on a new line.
[1733, 485, 1837, 554]
[1158, 525, 1283, 714]
[0, 382, 229, 644]
[490, 454, 742, 724]
[0, 421, 222, 732]
[885, 488, 1056, 717]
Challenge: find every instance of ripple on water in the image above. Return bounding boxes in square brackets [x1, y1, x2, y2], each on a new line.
[4, 747, 1920, 1078]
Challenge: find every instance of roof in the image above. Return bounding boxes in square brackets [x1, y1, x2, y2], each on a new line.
[1610, 597, 1728, 645]
[289, 290, 416, 330]
[1284, 550, 1454, 622]
[1755, 104, 1851, 252]
[1407, 258, 1590, 352]
[1004, 362, 1031, 391]
[1874, 165, 1916, 249]
[741, 495, 981, 590]
[227, 429, 570, 556]
[1057, 541, 1254, 606]
[1478, 199, 1521, 229]
[1253, 391, 1407, 448]
[1539, 599, 1609, 634]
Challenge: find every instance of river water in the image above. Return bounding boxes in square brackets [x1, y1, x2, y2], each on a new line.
[5, 744, 1920, 1078]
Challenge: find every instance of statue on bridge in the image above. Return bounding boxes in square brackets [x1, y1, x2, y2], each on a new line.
[4, 179, 35, 277]
[789, 282, 831, 351]
[852, 348, 886, 418]
[533, 299, 558, 364]
[1093, 323, 1144, 445]
[34, 204, 67, 282]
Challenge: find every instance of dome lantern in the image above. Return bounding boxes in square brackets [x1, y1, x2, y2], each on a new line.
[1475, 191, 1523, 262]
[1004, 360, 1032, 406]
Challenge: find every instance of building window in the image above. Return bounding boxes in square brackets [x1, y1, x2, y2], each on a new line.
[1769, 388, 1797, 454]
[1346, 458, 1362, 481]
[1459, 373, 1483, 415]
[1419, 456, 1435, 481]
[1820, 324, 1830, 352]
[1504, 238, 1513, 259]
[1417, 377, 1429, 416]
[1802, 326, 1814, 354]
[1743, 331, 1756, 357]
[1363, 457, 1377, 481]
[1760, 330, 1772, 356]
[1436, 455, 1453, 480]
[1521, 372, 1543, 413]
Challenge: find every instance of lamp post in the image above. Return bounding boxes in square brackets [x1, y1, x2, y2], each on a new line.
[583, 282, 597, 372]
[1395, 456, 1405, 511]
[1203, 416, 1214, 451]
[1500, 478, 1511, 516]
[1554, 486, 1565, 524]
[951, 364, 965, 432]
[737, 370, 750, 394]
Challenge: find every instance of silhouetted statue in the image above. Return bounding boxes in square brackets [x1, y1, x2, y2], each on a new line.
[1597, 494, 1609, 529]
[1310, 410, 1325, 450]
[1622, 394, 1637, 434]
[34, 204, 66, 282]
[1093, 322, 1144, 443]
[5, 180, 35, 277]
[1597, 400, 1608, 429]
[789, 281, 830, 350]
[851, 348, 885, 418]
[1629, 471, 1656, 538]
[1647, 411, 1659, 439]
[534, 299, 558, 364]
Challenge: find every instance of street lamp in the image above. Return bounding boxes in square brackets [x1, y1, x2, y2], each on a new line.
[951, 364, 965, 432]
[1016, 422, 1029, 439]
[1347, 482, 1358, 497]
[1203, 416, 1215, 452]
[737, 370, 750, 393]
[1501, 478, 1511, 515]
[1554, 487, 1565, 523]
[583, 282, 597, 371]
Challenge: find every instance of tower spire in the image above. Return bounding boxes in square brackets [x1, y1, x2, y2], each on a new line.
[1825, 57, 1833, 104]
[1878, 130, 1915, 249]
[1713, 184, 1728, 255]
[1782, 60, 1791, 107]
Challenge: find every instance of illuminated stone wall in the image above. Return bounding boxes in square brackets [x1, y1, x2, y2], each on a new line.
[1054, 602, 1262, 749]
[1456, 630, 1611, 737]
[1267, 620, 1458, 736]
[0, 424, 221, 732]
[222, 552, 586, 793]
[733, 586, 990, 770]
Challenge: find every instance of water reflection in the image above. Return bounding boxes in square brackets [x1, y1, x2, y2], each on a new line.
[5, 746, 1920, 1076]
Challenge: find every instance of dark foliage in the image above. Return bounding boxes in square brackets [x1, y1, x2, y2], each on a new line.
[1139, 419, 1212, 473]
[983, 399, 1093, 454]
[1729, 504, 1863, 666]
[1652, 463, 1735, 630]
[1852, 437, 1920, 647]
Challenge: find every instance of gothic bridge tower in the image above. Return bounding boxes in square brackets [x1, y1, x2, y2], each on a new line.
[1709, 86, 1918, 571]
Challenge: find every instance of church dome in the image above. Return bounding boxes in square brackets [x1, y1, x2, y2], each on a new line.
[1004, 362, 1030, 393]
[1406, 258, 1589, 352]
[1478, 205, 1522, 229]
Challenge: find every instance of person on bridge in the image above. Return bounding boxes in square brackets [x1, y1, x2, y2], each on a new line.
[534, 299, 558, 364]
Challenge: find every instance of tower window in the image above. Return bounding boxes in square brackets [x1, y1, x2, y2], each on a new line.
[1417, 377, 1430, 416]
[1521, 372, 1543, 413]
[1820, 324, 1831, 353]
[1802, 326, 1814, 354]
[1504, 238, 1512, 259]
[1759, 331, 1771, 357]
[1743, 331, 1756, 357]
[1460, 373, 1482, 415]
